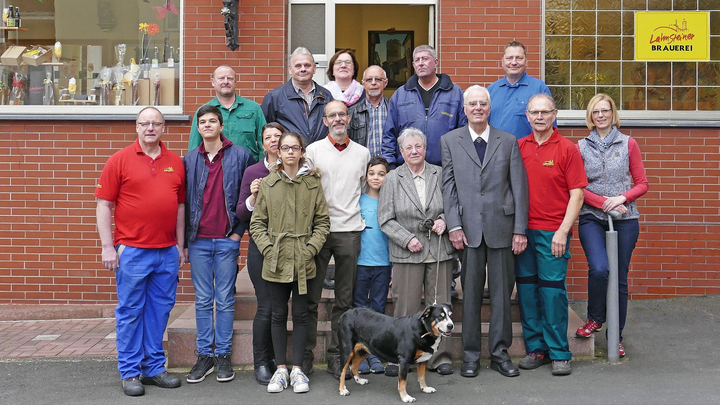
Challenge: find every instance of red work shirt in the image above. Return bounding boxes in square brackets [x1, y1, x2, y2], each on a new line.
[518, 128, 587, 231]
[95, 139, 185, 248]
[196, 137, 231, 238]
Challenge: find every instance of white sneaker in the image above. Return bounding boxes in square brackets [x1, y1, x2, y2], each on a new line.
[290, 368, 309, 393]
[267, 368, 289, 393]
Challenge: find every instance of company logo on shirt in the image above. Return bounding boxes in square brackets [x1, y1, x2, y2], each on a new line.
[542, 160, 554, 167]
[96, 184, 102, 188]
[441, 111, 454, 118]
[164, 167, 175, 173]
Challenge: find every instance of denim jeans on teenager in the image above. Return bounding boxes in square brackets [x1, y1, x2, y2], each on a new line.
[353, 265, 392, 314]
[578, 215, 639, 341]
[188, 237, 241, 356]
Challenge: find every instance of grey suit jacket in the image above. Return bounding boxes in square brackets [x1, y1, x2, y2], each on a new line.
[441, 125, 528, 249]
[378, 163, 455, 263]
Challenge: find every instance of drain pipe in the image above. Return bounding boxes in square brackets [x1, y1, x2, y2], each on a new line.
[606, 210, 622, 364]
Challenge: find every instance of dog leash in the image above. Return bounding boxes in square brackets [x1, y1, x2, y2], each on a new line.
[430, 227, 442, 305]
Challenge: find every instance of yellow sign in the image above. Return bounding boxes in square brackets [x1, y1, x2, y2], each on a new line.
[635, 12, 709, 61]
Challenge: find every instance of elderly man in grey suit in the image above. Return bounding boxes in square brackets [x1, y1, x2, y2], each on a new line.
[441, 85, 529, 378]
[378, 127, 456, 376]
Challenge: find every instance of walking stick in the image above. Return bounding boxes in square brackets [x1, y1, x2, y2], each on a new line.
[606, 210, 622, 364]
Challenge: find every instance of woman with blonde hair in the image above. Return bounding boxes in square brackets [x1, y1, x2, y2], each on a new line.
[575, 94, 649, 358]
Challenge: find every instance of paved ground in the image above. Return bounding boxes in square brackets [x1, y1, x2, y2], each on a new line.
[1, 295, 719, 405]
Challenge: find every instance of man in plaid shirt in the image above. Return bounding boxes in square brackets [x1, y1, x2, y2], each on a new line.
[348, 65, 388, 157]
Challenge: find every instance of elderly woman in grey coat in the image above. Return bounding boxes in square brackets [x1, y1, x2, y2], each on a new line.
[378, 127, 456, 376]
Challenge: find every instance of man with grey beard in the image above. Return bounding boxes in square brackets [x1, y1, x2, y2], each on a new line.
[348, 65, 389, 157]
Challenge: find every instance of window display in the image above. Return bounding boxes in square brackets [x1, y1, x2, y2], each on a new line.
[0, 0, 181, 110]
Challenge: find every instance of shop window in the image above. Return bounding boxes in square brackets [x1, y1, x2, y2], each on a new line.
[0, 0, 181, 110]
[545, 0, 720, 112]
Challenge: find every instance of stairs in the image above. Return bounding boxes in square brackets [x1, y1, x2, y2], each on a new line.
[167, 268, 593, 368]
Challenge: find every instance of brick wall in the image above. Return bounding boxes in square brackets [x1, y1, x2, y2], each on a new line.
[0, 0, 717, 304]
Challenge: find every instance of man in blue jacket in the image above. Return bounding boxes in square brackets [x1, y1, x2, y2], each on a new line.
[261, 47, 333, 145]
[183, 104, 254, 385]
[381, 45, 467, 168]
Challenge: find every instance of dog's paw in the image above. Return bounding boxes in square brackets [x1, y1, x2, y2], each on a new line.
[401, 394, 417, 403]
[354, 376, 368, 385]
[339, 388, 350, 396]
[421, 386, 436, 394]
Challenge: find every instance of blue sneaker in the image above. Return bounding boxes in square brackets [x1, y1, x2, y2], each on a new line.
[358, 358, 371, 374]
[367, 355, 384, 374]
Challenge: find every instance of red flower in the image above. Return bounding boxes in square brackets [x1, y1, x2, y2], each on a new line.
[147, 23, 160, 36]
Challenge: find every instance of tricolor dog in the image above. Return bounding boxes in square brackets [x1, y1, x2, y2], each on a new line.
[337, 303, 454, 403]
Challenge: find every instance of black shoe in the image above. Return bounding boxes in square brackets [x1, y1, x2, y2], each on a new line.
[327, 356, 351, 380]
[302, 354, 314, 376]
[385, 363, 399, 377]
[255, 365, 274, 385]
[215, 354, 235, 382]
[483, 288, 490, 299]
[323, 279, 335, 290]
[460, 361, 479, 378]
[434, 363, 454, 375]
[141, 371, 181, 388]
[451, 286, 459, 300]
[187, 354, 215, 383]
[490, 360, 520, 377]
[122, 376, 145, 396]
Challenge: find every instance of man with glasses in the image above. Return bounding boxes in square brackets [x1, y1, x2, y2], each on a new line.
[381, 45, 466, 168]
[95, 107, 185, 396]
[188, 65, 266, 161]
[488, 41, 553, 139]
[262, 47, 333, 144]
[441, 85, 528, 379]
[515, 94, 587, 376]
[348, 65, 389, 157]
[303, 100, 370, 380]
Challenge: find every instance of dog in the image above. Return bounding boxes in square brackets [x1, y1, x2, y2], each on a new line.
[337, 303, 454, 403]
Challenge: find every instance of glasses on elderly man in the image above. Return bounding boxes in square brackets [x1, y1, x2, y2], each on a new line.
[137, 122, 164, 128]
[526, 110, 556, 117]
[362, 77, 386, 83]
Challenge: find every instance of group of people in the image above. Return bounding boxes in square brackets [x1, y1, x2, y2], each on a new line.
[95, 41, 648, 397]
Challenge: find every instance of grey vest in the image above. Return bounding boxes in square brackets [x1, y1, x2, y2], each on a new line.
[578, 130, 640, 221]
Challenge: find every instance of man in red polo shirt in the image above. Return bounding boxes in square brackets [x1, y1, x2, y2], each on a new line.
[95, 106, 186, 397]
[515, 94, 587, 376]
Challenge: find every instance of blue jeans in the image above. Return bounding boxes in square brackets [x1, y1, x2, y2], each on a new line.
[353, 265, 392, 314]
[579, 215, 639, 341]
[188, 237, 241, 356]
[115, 245, 179, 379]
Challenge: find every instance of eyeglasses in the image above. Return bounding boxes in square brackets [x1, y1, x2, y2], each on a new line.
[465, 101, 489, 109]
[280, 145, 302, 152]
[526, 110, 556, 117]
[334, 60, 353, 66]
[591, 108, 612, 116]
[362, 77, 386, 83]
[137, 122, 164, 128]
[325, 112, 348, 119]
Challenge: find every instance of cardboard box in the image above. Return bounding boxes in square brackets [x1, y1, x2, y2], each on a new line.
[1, 46, 26, 66]
[149, 68, 176, 105]
[22, 46, 52, 66]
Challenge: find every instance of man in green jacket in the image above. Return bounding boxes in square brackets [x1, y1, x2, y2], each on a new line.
[188, 65, 266, 161]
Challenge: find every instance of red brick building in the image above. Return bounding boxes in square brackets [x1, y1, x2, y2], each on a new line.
[0, 0, 718, 304]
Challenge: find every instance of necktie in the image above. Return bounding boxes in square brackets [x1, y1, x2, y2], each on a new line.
[474, 137, 487, 164]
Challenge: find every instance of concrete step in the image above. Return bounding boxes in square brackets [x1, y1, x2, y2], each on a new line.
[232, 268, 522, 323]
[166, 305, 593, 368]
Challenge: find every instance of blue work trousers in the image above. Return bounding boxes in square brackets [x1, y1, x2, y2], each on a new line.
[188, 237, 240, 356]
[115, 245, 179, 379]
